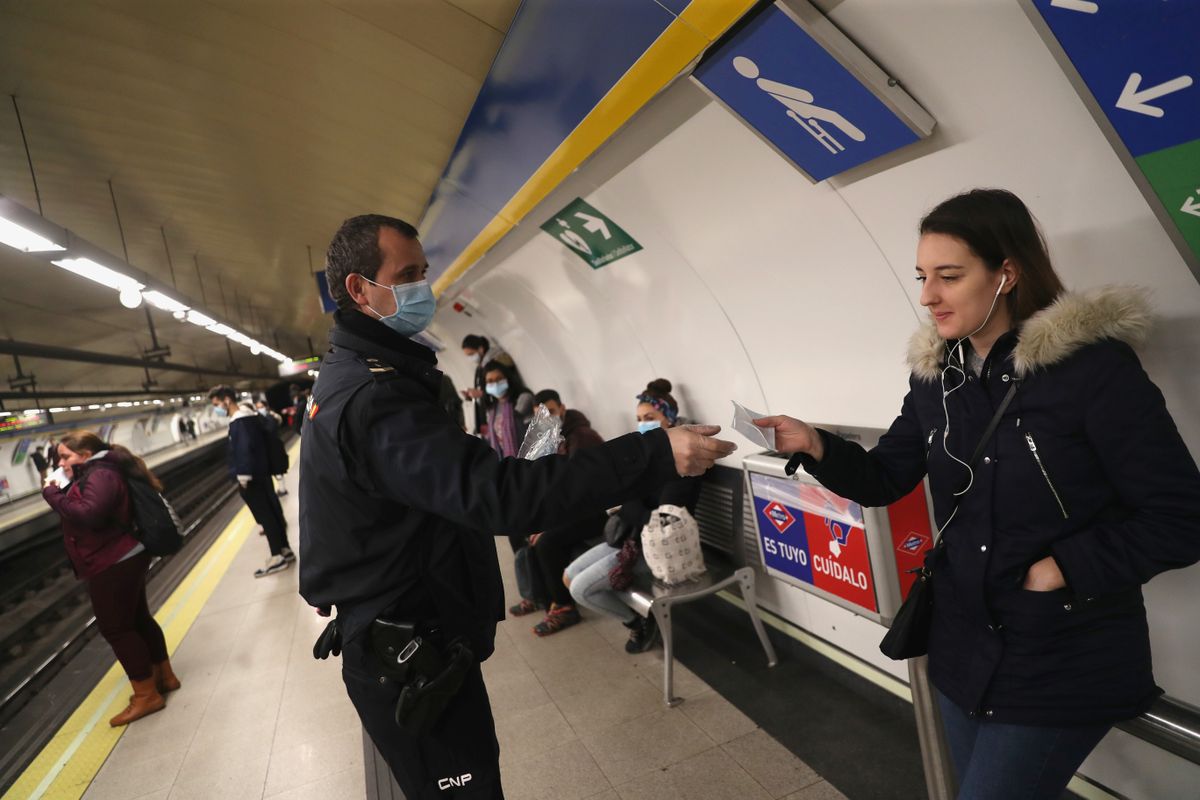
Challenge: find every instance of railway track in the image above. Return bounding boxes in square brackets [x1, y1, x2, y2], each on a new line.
[0, 439, 240, 724]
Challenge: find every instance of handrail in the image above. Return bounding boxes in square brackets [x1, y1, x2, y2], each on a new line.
[1117, 696, 1200, 766]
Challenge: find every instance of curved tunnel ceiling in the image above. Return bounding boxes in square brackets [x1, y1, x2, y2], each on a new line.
[0, 0, 519, 399]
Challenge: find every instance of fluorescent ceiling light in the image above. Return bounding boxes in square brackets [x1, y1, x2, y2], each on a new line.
[143, 290, 189, 313]
[52, 257, 144, 293]
[186, 310, 215, 327]
[119, 288, 143, 309]
[0, 217, 64, 252]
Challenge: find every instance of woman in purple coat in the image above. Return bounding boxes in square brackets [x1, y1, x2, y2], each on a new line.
[42, 430, 181, 726]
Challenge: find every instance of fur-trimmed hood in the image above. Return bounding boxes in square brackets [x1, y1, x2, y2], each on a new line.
[907, 285, 1152, 382]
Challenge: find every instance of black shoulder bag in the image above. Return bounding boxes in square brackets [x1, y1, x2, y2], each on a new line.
[879, 382, 1018, 660]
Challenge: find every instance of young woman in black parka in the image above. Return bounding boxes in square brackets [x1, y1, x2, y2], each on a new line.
[756, 189, 1200, 800]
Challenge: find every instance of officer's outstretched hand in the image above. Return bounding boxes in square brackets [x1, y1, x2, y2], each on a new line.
[666, 425, 737, 477]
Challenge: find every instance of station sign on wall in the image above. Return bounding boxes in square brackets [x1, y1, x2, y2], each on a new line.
[885, 484, 935, 600]
[540, 198, 643, 269]
[1024, 0, 1200, 275]
[692, 0, 935, 182]
[750, 472, 878, 613]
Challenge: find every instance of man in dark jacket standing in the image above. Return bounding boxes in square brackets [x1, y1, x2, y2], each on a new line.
[209, 386, 294, 577]
[299, 215, 734, 799]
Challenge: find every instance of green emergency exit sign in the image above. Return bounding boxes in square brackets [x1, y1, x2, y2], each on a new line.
[540, 198, 642, 269]
[1138, 139, 1200, 264]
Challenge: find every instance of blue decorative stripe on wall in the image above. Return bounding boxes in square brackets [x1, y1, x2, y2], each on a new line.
[419, 0, 685, 283]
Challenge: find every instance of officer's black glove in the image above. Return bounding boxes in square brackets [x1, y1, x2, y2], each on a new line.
[313, 618, 342, 659]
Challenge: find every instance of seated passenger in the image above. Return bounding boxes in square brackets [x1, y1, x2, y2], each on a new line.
[565, 379, 702, 652]
[41, 430, 181, 726]
[525, 389, 606, 636]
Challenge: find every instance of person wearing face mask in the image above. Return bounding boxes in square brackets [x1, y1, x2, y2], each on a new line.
[460, 334, 518, 436]
[564, 379, 703, 653]
[42, 430, 180, 726]
[755, 189, 1200, 800]
[209, 385, 294, 577]
[517, 389, 606, 636]
[299, 215, 735, 800]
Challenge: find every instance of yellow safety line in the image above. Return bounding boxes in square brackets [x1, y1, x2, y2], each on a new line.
[4, 506, 261, 800]
[431, 0, 758, 297]
[716, 591, 1123, 800]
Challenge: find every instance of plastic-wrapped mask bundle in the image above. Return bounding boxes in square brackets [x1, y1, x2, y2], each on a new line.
[517, 405, 564, 460]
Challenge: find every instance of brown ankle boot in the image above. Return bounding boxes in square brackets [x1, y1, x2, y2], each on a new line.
[110, 677, 165, 727]
[155, 660, 182, 694]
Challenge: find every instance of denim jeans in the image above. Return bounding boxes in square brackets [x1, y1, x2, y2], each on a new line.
[565, 542, 649, 623]
[935, 690, 1110, 800]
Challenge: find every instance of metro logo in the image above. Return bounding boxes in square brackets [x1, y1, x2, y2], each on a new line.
[898, 532, 928, 554]
[763, 501, 795, 534]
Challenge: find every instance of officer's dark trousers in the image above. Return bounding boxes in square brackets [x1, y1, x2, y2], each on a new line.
[239, 478, 290, 555]
[342, 634, 503, 799]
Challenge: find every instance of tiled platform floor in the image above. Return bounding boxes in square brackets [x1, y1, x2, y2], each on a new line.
[81, 485, 844, 800]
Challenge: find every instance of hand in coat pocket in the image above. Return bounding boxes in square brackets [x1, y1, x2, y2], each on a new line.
[1022, 555, 1066, 592]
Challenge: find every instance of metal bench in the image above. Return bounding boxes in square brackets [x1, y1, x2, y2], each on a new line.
[619, 563, 778, 706]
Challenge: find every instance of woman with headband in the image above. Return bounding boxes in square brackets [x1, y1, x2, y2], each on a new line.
[565, 379, 703, 653]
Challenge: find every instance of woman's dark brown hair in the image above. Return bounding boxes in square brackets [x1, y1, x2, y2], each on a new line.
[59, 430, 164, 492]
[919, 188, 1065, 324]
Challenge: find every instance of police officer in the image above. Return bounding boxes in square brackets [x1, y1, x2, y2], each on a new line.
[299, 215, 735, 799]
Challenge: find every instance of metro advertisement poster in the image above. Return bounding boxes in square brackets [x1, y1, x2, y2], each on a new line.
[750, 473, 877, 613]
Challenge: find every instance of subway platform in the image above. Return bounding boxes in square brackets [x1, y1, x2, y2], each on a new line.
[4, 455, 852, 800]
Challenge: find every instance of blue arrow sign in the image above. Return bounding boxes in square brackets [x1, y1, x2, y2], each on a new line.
[1030, 0, 1199, 157]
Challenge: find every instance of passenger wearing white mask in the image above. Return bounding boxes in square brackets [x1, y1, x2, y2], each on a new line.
[461, 334, 519, 436]
[565, 379, 703, 654]
[755, 189, 1200, 800]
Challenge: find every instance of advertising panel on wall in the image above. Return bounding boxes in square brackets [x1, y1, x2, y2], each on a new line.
[692, 0, 935, 182]
[749, 471, 879, 614]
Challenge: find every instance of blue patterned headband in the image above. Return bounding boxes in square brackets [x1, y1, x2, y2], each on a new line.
[636, 392, 678, 425]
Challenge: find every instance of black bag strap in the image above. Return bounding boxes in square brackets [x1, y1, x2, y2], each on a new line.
[967, 381, 1019, 469]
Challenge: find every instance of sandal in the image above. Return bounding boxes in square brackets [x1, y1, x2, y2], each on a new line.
[533, 605, 581, 637]
[508, 599, 539, 617]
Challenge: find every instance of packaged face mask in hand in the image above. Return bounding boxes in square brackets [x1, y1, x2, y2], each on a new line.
[45, 466, 71, 490]
[731, 400, 775, 451]
[517, 404, 565, 460]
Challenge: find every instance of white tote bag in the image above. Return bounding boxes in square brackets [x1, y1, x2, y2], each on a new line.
[640, 504, 706, 585]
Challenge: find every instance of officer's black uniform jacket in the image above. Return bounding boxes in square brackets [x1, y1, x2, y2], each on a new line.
[299, 311, 678, 660]
[789, 288, 1200, 726]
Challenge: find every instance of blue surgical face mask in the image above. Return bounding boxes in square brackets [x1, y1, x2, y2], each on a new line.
[213, 405, 229, 418]
[486, 380, 509, 399]
[637, 420, 661, 434]
[362, 276, 436, 337]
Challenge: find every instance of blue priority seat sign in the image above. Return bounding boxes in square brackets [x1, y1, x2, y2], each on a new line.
[692, 0, 935, 182]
